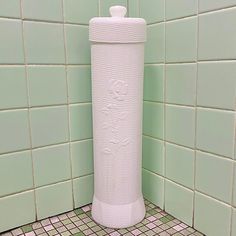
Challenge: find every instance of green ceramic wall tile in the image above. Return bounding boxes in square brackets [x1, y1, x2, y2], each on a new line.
[165, 105, 195, 148]
[142, 136, 164, 176]
[0, 151, 33, 197]
[100, 0, 127, 17]
[73, 175, 94, 208]
[0, 0, 21, 18]
[194, 192, 231, 236]
[67, 66, 92, 103]
[30, 106, 69, 147]
[28, 66, 67, 106]
[165, 180, 194, 226]
[142, 169, 164, 209]
[36, 181, 73, 220]
[196, 151, 233, 203]
[166, 143, 194, 189]
[22, 0, 63, 22]
[24, 21, 65, 64]
[0, 110, 30, 154]
[166, 17, 197, 63]
[64, 0, 98, 24]
[166, 63, 197, 106]
[33, 144, 71, 187]
[197, 62, 236, 110]
[0, 191, 35, 232]
[65, 25, 90, 64]
[0, 67, 28, 109]
[143, 65, 164, 102]
[0, 19, 24, 64]
[199, 0, 236, 12]
[196, 108, 235, 158]
[69, 104, 93, 141]
[145, 24, 165, 63]
[143, 102, 164, 139]
[198, 8, 236, 60]
[232, 208, 236, 236]
[140, 0, 164, 24]
[128, 0, 139, 17]
[71, 139, 94, 178]
[233, 164, 236, 206]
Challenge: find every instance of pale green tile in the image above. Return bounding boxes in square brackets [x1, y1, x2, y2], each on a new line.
[22, 0, 63, 21]
[0, 19, 24, 63]
[194, 192, 231, 236]
[28, 66, 67, 106]
[128, 0, 139, 17]
[143, 65, 164, 102]
[166, 105, 195, 148]
[36, 181, 73, 220]
[199, 0, 236, 12]
[73, 175, 94, 208]
[67, 66, 92, 103]
[24, 21, 65, 64]
[143, 102, 164, 139]
[100, 0, 127, 17]
[30, 106, 69, 147]
[0, 0, 21, 18]
[165, 180, 194, 226]
[0, 151, 33, 197]
[196, 151, 233, 203]
[33, 144, 71, 187]
[198, 8, 236, 60]
[69, 104, 93, 141]
[64, 0, 98, 24]
[166, 143, 194, 189]
[232, 208, 236, 236]
[65, 25, 90, 64]
[0, 67, 28, 109]
[166, 17, 197, 62]
[142, 169, 164, 209]
[197, 62, 236, 110]
[232, 164, 236, 206]
[71, 139, 94, 178]
[0, 110, 30, 154]
[196, 108, 235, 158]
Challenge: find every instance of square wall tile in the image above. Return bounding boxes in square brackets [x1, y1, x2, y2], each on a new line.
[65, 25, 90, 64]
[166, 63, 197, 106]
[165, 105, 195, 148]
[0, 0, 21, 18]
[140, 0, 164, 24]
[143, 65, 164, 102]
[233, 164, 236, 206]
[36, 181, 73, 220]
[196, 108, 235, 158]
[100, 0, 127, 16]
[199, 0, 236, 12]
[142, 136, 164, 176]
[145, 24, 165, 63]
[198, 8, 236, 60]
[232, 208, 236, 236]
[73, 175, 94, 208]
[0, 151, 33, 197]
[33, 144, 71, 187]
[142, 169, 164, 209]
[28, 66, 67, 107]
[67, 66, 92, 103]
[165, 180, 194, 226]
[194, 192, 231, 236]
[0, 19, 24, 63]
[166, 143, 194, 189]
[197, 62, 236, 110]
[69, 104, 93, 141]
[71, 139, 94, 178]
[0, 110, 30, 154]
[22, 0, 63, 22]
[196, 151, 233, 203]
[128, 0, 139, 17]
[0, 67, 28, 109]
[24, 21, 65, 64]
[166, 17, 197, 63]
[143, 102, 164, 139]
[30, 106, 69, 147]
[0, 191, 35, 233]
[64, 0, 98, 24]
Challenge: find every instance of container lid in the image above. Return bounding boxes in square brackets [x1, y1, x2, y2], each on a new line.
[89, 6, 146, 43]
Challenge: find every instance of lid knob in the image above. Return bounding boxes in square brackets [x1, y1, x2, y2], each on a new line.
[109, 6, 127, 17]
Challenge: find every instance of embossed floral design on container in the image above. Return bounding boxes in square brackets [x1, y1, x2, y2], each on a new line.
[108, 79, 128, 101]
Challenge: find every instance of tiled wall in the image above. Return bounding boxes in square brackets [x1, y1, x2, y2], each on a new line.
[138, 1, 236, 236]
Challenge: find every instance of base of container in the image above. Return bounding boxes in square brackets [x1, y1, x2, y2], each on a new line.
[91, 195, 145, 228]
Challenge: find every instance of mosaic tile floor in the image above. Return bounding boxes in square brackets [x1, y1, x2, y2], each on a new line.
[1, 199, 204, 236]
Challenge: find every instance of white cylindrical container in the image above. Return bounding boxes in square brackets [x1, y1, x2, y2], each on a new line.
[89, 6, 146, 228]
